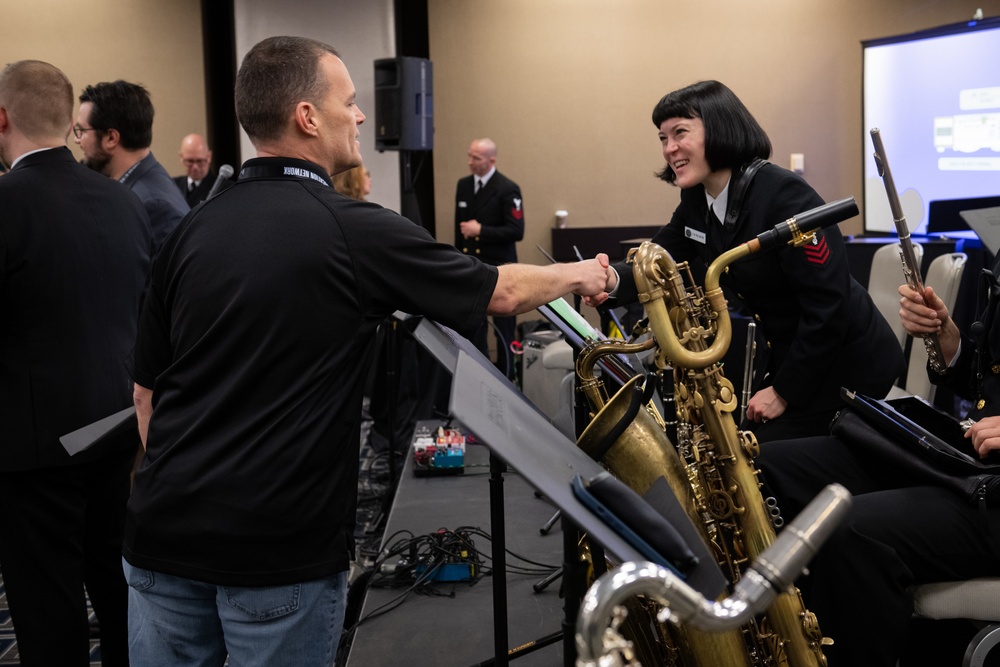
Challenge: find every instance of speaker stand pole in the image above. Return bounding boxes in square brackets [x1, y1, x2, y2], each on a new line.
[400, 150, 423, 228]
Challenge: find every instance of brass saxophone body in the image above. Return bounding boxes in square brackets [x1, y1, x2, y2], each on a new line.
[574, 239, 830, 666]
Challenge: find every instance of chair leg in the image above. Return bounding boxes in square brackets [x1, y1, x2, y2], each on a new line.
[964, 623, 1000, 667]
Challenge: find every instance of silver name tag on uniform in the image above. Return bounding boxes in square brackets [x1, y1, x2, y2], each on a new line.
[458, 201, 468, 208]
[685, 227, 706, 244]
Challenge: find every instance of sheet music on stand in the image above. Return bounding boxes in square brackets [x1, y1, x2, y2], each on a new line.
[536, 296, 643, 387]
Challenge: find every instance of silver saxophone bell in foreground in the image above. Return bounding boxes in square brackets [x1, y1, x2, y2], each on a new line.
[574, 483, 853, 667]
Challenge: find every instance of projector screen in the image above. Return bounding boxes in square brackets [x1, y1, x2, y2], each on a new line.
[863, 17, 1000, 234]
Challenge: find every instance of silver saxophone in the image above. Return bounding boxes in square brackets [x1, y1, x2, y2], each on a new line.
[574, 483, 853, 667]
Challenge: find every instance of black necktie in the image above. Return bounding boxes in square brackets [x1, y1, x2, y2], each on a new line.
[707, 204, 722, 226]
[475, 179, 483, 194]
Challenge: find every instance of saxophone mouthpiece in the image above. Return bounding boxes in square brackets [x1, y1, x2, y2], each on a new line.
[754, 197, 858, 251]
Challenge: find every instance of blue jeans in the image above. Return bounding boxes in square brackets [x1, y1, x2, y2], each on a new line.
[124, 559, 347, 667]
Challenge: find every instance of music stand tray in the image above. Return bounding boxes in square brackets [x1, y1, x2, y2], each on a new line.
[59, 407, 136, 456]
[960, 206, 1000, 255]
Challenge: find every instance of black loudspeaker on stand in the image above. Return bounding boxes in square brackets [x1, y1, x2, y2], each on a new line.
[374, 57, 433, 152]
[374, 57, 433, 229]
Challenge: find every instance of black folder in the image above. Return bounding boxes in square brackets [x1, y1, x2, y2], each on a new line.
[840, 388, 1000, 474]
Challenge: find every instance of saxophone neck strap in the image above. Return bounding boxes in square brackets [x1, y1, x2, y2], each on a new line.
[723, 158, 768, 227]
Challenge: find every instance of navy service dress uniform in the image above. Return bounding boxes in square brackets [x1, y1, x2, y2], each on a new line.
[454, 169, 525, 375]
[612, 161, 903, 441]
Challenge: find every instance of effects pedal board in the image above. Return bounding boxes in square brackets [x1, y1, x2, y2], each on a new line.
[412, 421, 466, 477]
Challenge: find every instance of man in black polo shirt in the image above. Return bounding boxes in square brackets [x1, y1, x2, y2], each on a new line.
[124, 36, 612, 666]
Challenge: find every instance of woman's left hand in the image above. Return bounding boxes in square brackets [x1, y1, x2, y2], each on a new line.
[745, 386, 788, 423]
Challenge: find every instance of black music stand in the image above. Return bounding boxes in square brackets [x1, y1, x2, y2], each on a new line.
[412, 318, 721, 667]
[412, 318, 644, 666]
[531, 297, 649, 537]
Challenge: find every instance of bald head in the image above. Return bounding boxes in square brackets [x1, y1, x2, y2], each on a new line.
[179, 133, 212, 181]
[473, 138, 496, 159]
[467, 138, 497, 178]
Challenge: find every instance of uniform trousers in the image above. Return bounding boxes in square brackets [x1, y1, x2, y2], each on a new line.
[757, 436, 1000, 667]
[0, 446, 133, 666]
[745, 404, 839, 443]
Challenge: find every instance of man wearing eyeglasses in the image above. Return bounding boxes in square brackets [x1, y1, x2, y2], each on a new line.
[74, 80, 188, 254]
[173, 133, 231, 207]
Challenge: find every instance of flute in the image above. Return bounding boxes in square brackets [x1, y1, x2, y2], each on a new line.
[740, 321, 756, 424]
[870, 128, 947, 373]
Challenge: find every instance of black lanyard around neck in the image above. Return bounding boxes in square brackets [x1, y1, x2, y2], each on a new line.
[238, 163, 331, 187]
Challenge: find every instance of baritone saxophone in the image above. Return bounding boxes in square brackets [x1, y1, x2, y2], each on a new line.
[574, 198, 859, 666]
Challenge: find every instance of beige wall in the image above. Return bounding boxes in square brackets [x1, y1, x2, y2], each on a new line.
[0, 0, 205, 176]
[428, 0, 996, 266]
[2, 0, 995, 249]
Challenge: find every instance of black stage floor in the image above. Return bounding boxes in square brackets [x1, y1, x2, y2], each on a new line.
[345, 429, 570, 667]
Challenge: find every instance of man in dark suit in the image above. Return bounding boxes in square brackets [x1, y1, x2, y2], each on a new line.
[454, 137, 525, 377]
[0, 59, 151, 666]
[173, 132, 231, 207]
[74, 80, 188, 255]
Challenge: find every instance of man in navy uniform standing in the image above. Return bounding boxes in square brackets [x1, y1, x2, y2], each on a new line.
[454, 137, 525, 378]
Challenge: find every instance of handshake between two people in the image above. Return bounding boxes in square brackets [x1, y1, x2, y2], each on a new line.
[489, 253, 615, 317]
[580, 260, 618, 309]
[571, 252, 615, 298]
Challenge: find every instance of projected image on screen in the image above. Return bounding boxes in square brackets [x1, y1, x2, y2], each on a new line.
[863, 18, 1000, 234]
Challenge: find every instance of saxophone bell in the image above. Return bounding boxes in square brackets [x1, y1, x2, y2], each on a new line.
[575, 484, 853, 666]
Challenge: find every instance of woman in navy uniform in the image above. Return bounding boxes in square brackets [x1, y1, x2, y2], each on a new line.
[596, 80, 903, 442]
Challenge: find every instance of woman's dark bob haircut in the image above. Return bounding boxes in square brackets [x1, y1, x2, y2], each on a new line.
[652, 80, 772, 184]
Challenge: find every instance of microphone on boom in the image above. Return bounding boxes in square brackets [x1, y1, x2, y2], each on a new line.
[206, 164, 234, 200]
